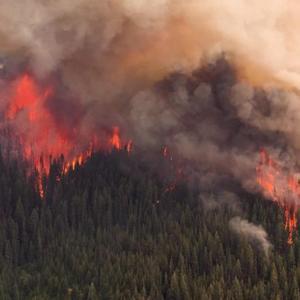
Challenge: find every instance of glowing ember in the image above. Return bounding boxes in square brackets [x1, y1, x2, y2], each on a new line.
[162, 146, 173, 161]
[163, 146, 168, 157]
[162, 146, 182, 193]
[256, 148, 299, 244]
[126, 140, 133, 153]
[110, 126, 121, 150]
[63, 149, 91, 174]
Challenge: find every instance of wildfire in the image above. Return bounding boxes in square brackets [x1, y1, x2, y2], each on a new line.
[110, 126, 121, 150]
[256, 148, 299, 244]
[4, 73, 132, 198]
[6, 74, 52, 121]
[6, 74, 298, 246]
[63, 148, 91, 174]
[5, 73, 73, 172]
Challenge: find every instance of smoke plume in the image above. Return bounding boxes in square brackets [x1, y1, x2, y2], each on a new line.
[1, 1, 300, 87]
[200, 192, 241, 213]
[230, 217, 272, 256]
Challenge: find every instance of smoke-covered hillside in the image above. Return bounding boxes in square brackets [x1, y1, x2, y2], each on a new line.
[1, 1, 300, 299]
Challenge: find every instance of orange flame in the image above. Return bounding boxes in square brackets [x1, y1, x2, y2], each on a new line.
[4, 73, 133, 198]
[256, 148, 299, 244]
[6, 74, 51, 121]
[110, 126, 121, 150]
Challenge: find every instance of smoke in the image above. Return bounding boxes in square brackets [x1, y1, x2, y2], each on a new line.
[1, 1, 300, 203]
[1, 1, 300, 90]
[230, 217, 272, 256]
[128, 60, 288, 193]
[200, 191, 241, 213]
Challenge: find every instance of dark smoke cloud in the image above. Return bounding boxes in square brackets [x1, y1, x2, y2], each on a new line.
[128, 58, 298, 196]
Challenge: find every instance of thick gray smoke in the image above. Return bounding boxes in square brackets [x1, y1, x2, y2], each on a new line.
[0, 0, 300, 205]
[129, 59, 300, 197]
[230, 217, 272, 256]
[1, 0, 300, 92]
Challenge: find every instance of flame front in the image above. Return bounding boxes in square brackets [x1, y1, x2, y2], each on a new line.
[256, 149, 299, 244]
[4, 73, 132, 197]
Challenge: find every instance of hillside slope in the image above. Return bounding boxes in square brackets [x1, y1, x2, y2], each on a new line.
[0, 150, 299, 299]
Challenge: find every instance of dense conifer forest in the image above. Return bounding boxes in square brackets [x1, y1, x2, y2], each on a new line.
[0, 149, 299, 299]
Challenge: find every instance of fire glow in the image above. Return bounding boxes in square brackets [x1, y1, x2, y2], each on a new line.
[256, 149, 299, 244]
[9, 73, 293, 250]
[4, 73, 132, 197]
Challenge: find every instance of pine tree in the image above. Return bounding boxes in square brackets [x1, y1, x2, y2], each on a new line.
[87, 282, 98, 300]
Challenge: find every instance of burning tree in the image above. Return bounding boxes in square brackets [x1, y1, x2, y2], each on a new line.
[256, 148, 299, 244]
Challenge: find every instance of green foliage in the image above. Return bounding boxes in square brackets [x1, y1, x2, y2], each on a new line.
[0, 150, 298, 299]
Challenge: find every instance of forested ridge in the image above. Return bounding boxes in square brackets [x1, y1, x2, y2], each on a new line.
[0, 149, 299, 299]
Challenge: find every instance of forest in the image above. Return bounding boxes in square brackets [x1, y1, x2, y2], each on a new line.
[0, 148, 299, 300]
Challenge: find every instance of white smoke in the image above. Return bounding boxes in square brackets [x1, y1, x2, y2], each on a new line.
[230, 216, 272, 256]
